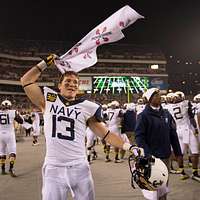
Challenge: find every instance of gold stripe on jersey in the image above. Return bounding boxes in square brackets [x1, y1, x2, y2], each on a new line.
[47, 92, 57, 102]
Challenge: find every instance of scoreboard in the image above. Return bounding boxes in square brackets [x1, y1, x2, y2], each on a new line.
[92, 76, 149, 94]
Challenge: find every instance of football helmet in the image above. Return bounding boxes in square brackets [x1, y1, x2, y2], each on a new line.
[166, 93, 174, 103]
[137, 98, 145, 105]
[1, 100, 12, 109]
[102, 104, 108, 110]
[110, 100, 120, 107]
[129, 155, 168, 191]
[175, 91, 185, 101]
[160, 95, 167, 103]
[193, 94, 200, 103]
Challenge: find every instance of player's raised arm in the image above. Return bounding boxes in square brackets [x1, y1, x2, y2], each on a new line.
[20, 54, 56, 112]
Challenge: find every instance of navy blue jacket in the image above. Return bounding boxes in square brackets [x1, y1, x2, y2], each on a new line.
[135, 105, 182, 159]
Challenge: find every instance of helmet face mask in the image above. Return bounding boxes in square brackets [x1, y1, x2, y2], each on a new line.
[129, 155, 168, 191]
[166, 93, 174, 103]
[175, 91, 185, 101]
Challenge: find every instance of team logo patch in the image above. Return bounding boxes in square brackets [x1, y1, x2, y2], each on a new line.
[47, 93, 57, 102]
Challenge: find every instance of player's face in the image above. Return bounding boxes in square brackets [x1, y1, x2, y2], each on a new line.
[58, 75, 79, 101]
[150, 92, 161, 107]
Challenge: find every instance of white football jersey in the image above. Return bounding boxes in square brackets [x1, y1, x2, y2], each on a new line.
[164, 103, 174, 115]
[0, 109, 16, 134]
[43, 87, 102, 165]
[106, 108, 122, 128]
[194, 103, 200, 132]
[32, 112, 40, 135]
[193, 103, 200, 115]
[86, 127, 97, 147]
[169, 101, 191, 127]
[161, 102, 168, 110]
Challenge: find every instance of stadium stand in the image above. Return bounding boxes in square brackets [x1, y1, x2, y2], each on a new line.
[0, 39, 168, 109]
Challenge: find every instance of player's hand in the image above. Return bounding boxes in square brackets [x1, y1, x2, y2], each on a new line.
[37, 54, 59, 71]
[129, 145, 144, 157]
[44, 54, 58, 67]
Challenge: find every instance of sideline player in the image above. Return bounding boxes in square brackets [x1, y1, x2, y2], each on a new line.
[0, 100, 23, 177]
[170, 92, 200, 181]
[86, 127, 98, 164]
[31, 110, 41, 146]
[20, 54, 137, 200]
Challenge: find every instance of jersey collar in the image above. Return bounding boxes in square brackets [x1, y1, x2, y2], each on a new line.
[57, 94, 85, 107]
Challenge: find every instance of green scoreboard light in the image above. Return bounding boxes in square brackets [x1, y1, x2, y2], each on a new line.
[93, 76, 149, 94]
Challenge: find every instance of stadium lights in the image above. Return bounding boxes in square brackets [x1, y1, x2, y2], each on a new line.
[150, 64, 159, 69]
[168, 89, 173, 93]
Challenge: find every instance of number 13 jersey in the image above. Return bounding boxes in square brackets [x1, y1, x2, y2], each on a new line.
[43, 87, 102, 165]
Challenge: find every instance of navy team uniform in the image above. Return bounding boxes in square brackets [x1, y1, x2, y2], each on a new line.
[42, 87, 102, 200]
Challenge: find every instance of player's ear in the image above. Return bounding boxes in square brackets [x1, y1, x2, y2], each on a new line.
[58, 83, 61, 91]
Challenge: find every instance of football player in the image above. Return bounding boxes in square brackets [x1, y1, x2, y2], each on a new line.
[21, 54, 140, 200]
[171, 91, 200, 181]
[0, 100, 23, 177]
[31, 110, 41, 146]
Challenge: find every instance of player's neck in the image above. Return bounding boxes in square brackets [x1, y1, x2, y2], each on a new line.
[61, 95, 75, 102]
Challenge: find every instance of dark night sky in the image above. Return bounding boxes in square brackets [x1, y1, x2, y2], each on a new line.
[1, 0, 200, 60]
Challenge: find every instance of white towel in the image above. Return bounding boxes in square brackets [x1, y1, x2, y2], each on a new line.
[55, 5, 144, 73]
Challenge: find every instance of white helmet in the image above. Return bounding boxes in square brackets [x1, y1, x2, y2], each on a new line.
[166, 92, 174, 98]
[166, 93, 174, 103]
[102, 104, 108, 110]
[123, 103, 128, 109]
[160, 95, 166, 103]
[193, 94, 200, 103]
[126, 103, 135, 110]
[175, 91, 185, 100]
[107, 103, 112, 108]
[1, 100, 12, 107]
[129, 156, 168, 191]
[137, 98, 144, 105]
[111, 100, 120, 107]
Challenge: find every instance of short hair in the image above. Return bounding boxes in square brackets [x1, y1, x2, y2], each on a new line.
[58, 71, 79, 83]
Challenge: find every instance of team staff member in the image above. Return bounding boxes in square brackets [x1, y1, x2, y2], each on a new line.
[20, 54, 137, 200]
[135, 88, 182, 200]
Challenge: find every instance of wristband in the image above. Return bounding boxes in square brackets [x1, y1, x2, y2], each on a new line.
[37, 60, 47, 71]
[35, 65, 42, 73]
[22, 82, 35, 89]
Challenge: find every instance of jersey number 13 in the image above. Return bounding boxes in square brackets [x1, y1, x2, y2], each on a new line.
[52, 115, 75, 141]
